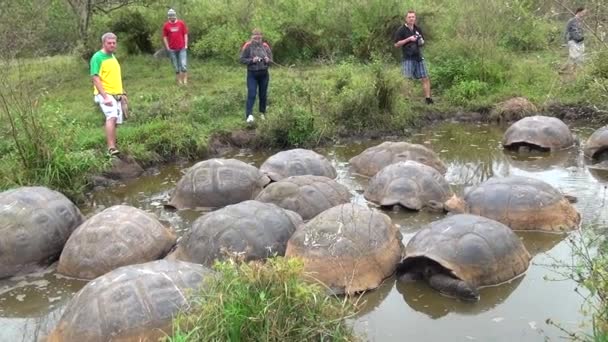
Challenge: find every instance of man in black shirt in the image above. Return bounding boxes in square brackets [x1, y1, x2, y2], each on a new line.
[394, 10, 433, 104]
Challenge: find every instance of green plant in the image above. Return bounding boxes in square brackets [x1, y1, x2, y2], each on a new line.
[167, 257, 359, 342]
[445, 80, 490, 105]
[110, 10, 155, 54]
[547, 228, 608, 341]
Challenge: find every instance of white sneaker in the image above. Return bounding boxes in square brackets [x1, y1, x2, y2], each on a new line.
[246, 115, 254, 123]
[260, 114, 266, 120]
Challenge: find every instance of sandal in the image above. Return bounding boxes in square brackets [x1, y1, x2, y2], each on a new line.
[108, 148, 120, 156]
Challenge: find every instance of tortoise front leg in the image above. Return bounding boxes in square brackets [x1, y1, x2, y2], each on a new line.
[427, 273, 480, 302]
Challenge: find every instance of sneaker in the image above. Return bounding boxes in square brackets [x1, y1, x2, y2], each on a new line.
[260, 113, 266, 120]
[425, 97, 434, 105]
[246, 115, 255, 123]
[108, 148, 120, 156]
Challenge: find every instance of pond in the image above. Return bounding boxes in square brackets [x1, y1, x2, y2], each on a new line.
[1, 121, 607, 341]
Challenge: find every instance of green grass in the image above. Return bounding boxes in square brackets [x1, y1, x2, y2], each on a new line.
[166, 257, 359, 342]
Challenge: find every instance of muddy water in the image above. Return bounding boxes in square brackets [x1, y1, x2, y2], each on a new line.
[1, 122, 607, 341]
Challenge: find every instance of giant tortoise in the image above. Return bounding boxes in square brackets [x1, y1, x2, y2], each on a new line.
[446, 176, 581, 232]
[167, 158, 270, 210]
[502, 115, 575, 152]
[57, 205, 177, 280]
[583, 126, 608, 161]
[0, 186, 83, 279]
[285, 203, 403, 294]
[255, 175, 351, 220]
[397, 214, 531, 301]
[47, 260, 212, 342]
[259, 149, 337, 181]
[364, 160, 456, 211]
[169, 200, 303, 265]
[349, 142, 446, 177]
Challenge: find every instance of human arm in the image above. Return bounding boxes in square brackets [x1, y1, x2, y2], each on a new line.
[239, 43, 257, 64]
[394, 36, 417, 48]
[416, 27, 425, 46]
[263, 43, 273, 64]
[393, 27, 417, 48]
[162, 24, 171, 50]
[183, 22, 189, 49]
[92, 76, 113, 106]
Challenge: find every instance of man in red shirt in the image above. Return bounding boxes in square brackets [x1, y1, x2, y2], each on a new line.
[162, 9, 189, 85]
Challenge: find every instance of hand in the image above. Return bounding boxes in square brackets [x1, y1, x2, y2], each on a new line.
[103, 95, 113, 106]
[253, 56, 260, 63]
[264, 56, 270, 63]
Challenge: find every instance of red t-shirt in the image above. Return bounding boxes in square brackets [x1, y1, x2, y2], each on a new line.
[162, 20, 188, 50]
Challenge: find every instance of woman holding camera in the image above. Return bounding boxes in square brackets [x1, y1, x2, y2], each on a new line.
[239, 28, 273, 123]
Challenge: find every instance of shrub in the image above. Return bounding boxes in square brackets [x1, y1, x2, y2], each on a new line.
[445, 80, 490, 105]
[110, 10, 155, 54]
[168, 257, 359, 342]
[329, 59, 401, 133]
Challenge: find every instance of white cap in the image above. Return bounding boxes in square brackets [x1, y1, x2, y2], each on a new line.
[167, 9, 177, 17]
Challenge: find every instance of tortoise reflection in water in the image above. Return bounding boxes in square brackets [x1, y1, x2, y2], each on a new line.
[397, 214, 531, 301]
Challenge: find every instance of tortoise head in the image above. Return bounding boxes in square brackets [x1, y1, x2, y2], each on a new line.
[444, 194, 466, 213]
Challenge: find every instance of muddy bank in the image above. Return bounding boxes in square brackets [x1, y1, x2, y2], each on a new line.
[88, 101, 607, 193]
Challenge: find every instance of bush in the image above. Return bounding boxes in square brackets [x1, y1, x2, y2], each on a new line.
[445, 80, 490, 105]
[548, 228, 608, 341]
[329, 59, 401, 133]
[110, 10, 155, 54]
[168, 258, 359, 342]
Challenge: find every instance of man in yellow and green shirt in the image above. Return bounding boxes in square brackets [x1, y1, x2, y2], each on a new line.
[90, 32, 126, 155]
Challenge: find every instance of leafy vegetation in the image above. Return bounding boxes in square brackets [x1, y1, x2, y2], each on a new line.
[167, 258, 358, 342]
[547, 226, 608, 341]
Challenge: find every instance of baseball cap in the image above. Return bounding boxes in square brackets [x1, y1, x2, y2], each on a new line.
[167, 9, 177, 17]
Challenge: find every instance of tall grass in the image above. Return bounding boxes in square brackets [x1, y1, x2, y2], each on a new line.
[167, 257, 359, 342]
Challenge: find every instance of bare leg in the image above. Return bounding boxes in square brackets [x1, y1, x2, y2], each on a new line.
[421, 77, 431, 98]
[105, 117, 118, 150]
[182, 72, 188, 85]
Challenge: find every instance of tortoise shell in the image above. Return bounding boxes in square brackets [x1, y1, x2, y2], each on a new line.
[399, 214, 531, 288]
[0, 186, 83, 279]
[259, 149, 337, 181]
[364, 161, 453, 210]
[502, 115, 574, 151]
[584, 125, 608, 160]
[167, 158, 270, 210]
[170, 200, 303, 265]
[457, 176, 581, 232]
[58, 205, 177, 280]
[285, 203, 403, 294]
[349, 142, 447, 177]
[47, 260, 212, 342]
[255, 175, 351, 220]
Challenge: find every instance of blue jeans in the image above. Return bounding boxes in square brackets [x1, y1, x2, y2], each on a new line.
[246, 70, 269, 117]
[168, 49, 187, 73]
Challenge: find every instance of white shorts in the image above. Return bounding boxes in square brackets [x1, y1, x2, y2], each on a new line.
[94, 94, 123, 124]
[568, 40, 585, 65]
